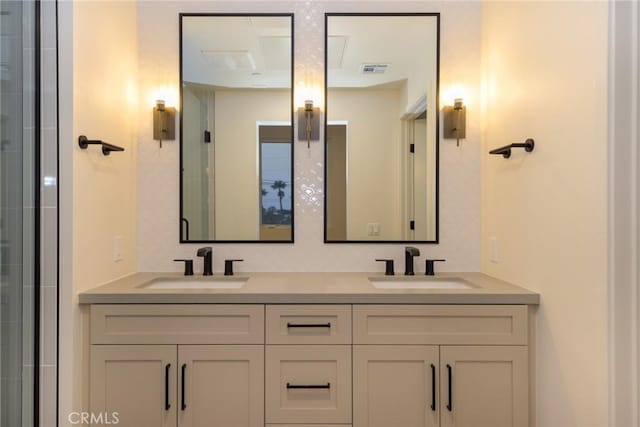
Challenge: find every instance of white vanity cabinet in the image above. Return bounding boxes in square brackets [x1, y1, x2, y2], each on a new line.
[88, 303, 532, 427]
[353, 305, 530, 427]
[89, 305, 265, 427]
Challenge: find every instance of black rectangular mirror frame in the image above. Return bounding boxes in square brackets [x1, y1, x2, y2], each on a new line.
[179, 13, 295, 243]
[323, 12, 440, 244]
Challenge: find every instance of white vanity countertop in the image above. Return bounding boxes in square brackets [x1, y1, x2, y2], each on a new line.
[78, 272, 540, 305]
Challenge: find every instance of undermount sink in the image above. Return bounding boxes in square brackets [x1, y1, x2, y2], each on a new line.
[369, 277, 473, 290]
[141, 277, 248, 290]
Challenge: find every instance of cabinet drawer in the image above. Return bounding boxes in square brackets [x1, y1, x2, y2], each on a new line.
[91, 304, 264, 344]
[268, 425, 351, 427]
[266, 305, 351, 344]
[265, 345, 352, 424]
[354, 305, 527, 345]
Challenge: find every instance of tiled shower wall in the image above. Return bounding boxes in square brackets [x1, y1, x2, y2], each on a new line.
[40, 2, 58, 425]
[137, 1, 482, 274]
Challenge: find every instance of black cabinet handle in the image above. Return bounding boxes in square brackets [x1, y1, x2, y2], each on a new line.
[181, 364, 187, 411]
[286, 322, 331, 328]
[446, 364, 453, 411]
[164, 363, 171, 411]
[286, 382, 331, 389]
[430, 364, 436, 411]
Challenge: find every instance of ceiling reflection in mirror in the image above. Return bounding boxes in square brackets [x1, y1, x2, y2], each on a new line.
[325, 14, 439, 243]
[180, 14, 294, 242]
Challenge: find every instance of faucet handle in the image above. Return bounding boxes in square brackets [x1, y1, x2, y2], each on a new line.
[173, 259, 194, 276]
[425, 259, 446, 276]
[224, 259, 244, 276]
[375, 259, 395, 276]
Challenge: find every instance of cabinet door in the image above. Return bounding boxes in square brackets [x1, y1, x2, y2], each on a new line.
[178, 345, 264, 427]
[354, 345, 439, 427]
[90, 345, 176, 427]
[440, 346, 528, 427]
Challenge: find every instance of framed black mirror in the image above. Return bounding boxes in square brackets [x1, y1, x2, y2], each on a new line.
[180, 13, 294, 243]
[324, 13, 439, 243]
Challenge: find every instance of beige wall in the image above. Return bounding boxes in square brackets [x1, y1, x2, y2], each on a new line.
[73, 0, 138, 291]
[481, 2, 609, 426]
[214, 89, 290, 240]
[328, 87, 402, 240]
[67, 0, 139, 423]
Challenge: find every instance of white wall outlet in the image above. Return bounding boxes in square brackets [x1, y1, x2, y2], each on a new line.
[113, 236, 123, 262]
[367, 223, 380, 236]
[489, 237, 499, 263]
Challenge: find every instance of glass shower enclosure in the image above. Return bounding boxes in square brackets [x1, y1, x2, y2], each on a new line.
[1, 0, 39, 424]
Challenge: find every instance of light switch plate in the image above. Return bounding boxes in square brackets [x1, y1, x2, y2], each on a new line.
[367, 223, 380, 236]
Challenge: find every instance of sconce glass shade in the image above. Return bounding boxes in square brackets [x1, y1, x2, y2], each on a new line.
[304, 100, 314, 112]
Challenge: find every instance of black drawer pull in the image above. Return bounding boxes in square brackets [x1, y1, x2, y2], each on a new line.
[181, 363, 187, 411]
[446, 364, 453, 412]
[286, 382, 331, 389]
[164, 363, 171, 411]
[430, 363, 436, 411]
[286, 322, 331, 328]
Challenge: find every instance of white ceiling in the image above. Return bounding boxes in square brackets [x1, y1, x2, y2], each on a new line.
[182, 16, 292, 88]
[327, 15, 438, 88]
[182, 15, 437, 90]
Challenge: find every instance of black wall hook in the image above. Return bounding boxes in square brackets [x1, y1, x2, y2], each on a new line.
[78, 135, 125, 156]
[489, 138, 535, 159]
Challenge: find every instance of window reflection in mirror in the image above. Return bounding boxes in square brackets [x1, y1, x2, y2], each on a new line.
[180, 14, 294, 242]
[258, 124, 292, 240]
[325, 13, 439, 243]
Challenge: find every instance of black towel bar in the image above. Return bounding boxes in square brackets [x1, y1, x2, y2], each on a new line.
[78, 135, 125, 156]
[489, 138, 535, 159]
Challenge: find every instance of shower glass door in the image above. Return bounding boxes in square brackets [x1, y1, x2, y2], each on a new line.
[1, 0, 38, 424]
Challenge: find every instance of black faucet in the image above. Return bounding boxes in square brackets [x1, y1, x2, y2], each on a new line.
[404, 246, 420, 275]
[197, 247, 213, 276]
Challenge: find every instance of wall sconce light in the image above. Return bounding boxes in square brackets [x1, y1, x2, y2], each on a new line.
[153, 99, 176, 148]
[297, 99, 319, 148]
[443, 98, 466, 146]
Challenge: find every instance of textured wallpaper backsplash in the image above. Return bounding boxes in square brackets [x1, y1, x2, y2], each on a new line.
[136, 0, 481, 274]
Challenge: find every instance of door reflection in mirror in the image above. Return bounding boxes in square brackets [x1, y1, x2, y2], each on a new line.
[180, 14, 294, 242]
[324, 13, 439, 243]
